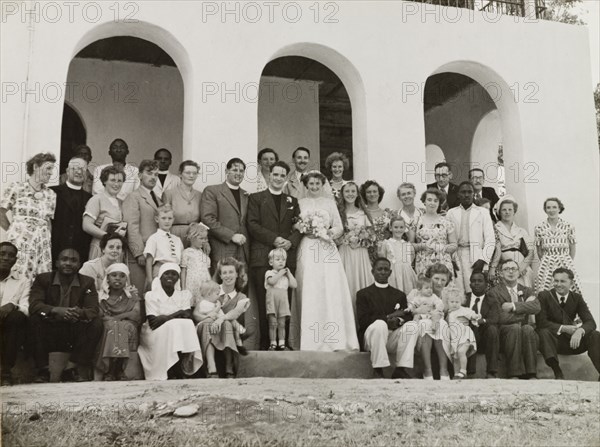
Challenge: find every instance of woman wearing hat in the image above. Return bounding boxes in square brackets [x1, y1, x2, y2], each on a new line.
[138, 263, 203, 380]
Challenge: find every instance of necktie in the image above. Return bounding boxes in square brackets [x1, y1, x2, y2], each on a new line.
[150, 190, 159, 207]
[509, 288, 518, 303]
[166, 233, 176, 258]
[560, 296, 566, 308]
[472, 297, 480, 313]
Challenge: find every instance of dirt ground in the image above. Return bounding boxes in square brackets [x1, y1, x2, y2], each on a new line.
[2, 378, 599, 446]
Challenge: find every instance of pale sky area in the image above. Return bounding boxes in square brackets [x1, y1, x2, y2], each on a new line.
[578, 1, 599, 87]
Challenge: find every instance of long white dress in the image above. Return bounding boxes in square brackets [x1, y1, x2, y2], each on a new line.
[290, 196, 360, 352]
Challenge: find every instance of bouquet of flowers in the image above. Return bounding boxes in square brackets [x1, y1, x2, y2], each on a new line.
[294, 210, 332, 242]
[338, 225, 377, 249]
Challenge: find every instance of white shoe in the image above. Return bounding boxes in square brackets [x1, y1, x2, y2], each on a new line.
[439, 375, 450, 381]
[423, 375, 434, 381]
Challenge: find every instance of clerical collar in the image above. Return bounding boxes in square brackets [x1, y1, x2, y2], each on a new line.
[375, 282, 389, 288]
[268, 187, 283, 195]
[226, 181, 239, 190]
[66, 181, 82, 190]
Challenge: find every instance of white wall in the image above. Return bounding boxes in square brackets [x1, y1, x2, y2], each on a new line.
[66, 58, 184, 172]
[471, 110, 503, 191]
[1, 1, 598, 317]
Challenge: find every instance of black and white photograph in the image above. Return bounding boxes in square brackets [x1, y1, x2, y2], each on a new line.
[1, 0, 599, 445]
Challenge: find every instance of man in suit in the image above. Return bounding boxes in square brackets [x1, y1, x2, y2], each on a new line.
[356, 258, 418, 379]
[28, 248, 102, 383]
[200, 158, 249, 268]
[284, 147, 332, 200]
[469, 168, 500, 222]
[123, 160, 161, 292]
[51, 156, 92, 263]
[537, 268, 600, 380]
[59, 145, 94, 194]
[465, 271, 500, 378]
[426, 162, 459, 211]
[153, 148, 180, 200]
[247, 161, 301, 350]
[92, 138, 140, 200]
[487, 259, 540, 379]
[446, 181, 495, 294]
[0, 242, 30, 386]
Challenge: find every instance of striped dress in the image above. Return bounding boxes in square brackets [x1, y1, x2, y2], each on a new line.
[534, 218, 581, 293]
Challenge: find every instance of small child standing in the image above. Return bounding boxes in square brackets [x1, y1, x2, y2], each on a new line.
[379, 216, 417, 293]
[407, 275, 444, 322]
[144, 204, 184, 291]
[192, 280, 248, 358]
[445, 287, 480, 379]
[181, 223, 212, 300]
[265, 248, 297, 351]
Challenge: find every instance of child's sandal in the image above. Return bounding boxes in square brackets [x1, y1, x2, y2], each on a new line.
[268, 344, 277, 351]
[454, 372, 466, 380]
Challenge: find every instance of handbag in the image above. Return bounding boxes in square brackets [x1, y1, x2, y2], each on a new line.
[518, 237, 529, 258]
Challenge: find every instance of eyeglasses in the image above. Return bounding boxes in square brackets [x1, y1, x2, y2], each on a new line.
[502, 267, 519, 272]
[435, 173, 449, 178]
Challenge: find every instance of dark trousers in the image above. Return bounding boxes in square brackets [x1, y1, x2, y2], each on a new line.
[251, 265, 295, 350]
[0, 310, 28, 373]
[30, 314, 103, 369]
[499, 323, 538, 377]
[538, 328, 600, 374]
[467, 323, 499, 375]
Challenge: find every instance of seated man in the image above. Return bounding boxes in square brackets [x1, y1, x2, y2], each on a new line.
[356, 258, 417, 379]
[537, 268, 600, 380]
[0, 242, 30, 386]
[29, 248, 102, 383]
[487, 259, 540, 379]
[465, 271, 500, 378]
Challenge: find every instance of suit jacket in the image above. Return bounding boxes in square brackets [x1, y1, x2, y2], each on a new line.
[465, 292, 499, 326]
[356, 284, 411, 350]
[29, 271, 99, 321]
[153, 172, 180, 200]
[247, 190, 302, 269]
[123, 187, 162, 258]
[284, 169, 333, 200]
[537, 289, 597, 335]
[487, 283, 539, 325]
[477, 186, 500, 222]
[426, 182, 459, 210]
[446, 205, 496, 264]
[50, 183, 92, 262]
[200, 182, 249, 264]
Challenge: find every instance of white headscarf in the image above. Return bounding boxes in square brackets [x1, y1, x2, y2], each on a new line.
[151, 262, 182, 292]
[99, 262, 131, 301]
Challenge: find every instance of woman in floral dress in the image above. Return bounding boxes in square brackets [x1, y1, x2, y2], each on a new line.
[534, 197, 582, 293]
[410, 188, 457, 278]
[0, 153, 56, 280]
[360, 180, 394, 263]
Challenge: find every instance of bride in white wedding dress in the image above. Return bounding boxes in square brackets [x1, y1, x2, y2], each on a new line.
[290, 171, 359, 352]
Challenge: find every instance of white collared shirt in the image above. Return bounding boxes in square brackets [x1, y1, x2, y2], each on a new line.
[0, 271, 30, 316]
[471, 294, 485, 314]
[144, 228, 184, 264]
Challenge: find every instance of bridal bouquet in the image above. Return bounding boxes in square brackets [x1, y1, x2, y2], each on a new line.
[338, 226, 377, 249]
[294, 210, 332, 242]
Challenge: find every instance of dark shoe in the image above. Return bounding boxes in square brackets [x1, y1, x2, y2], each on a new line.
[225, 372, 236, 379]
[34, 368, 50, 383]
[61, 367, 85, 383]
[373, 368, 385, 379]
[285, 344, 294, 351]
[268, 344, 277, 351]
[554, 369, 565, 380]
[486, 372, 497, 379]
[237, 345, 248, 356]
[276, 345, 289, 351]
[391, 367, 411, 379]
[1, 373, 13, 386]
[240, 328, 254, 342]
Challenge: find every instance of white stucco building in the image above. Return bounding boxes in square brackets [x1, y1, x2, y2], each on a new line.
[2, 1, 598, 316]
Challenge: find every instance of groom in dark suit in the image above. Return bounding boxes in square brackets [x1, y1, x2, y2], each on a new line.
[537, 268, 600, 380]
[247, 161, 302, 350]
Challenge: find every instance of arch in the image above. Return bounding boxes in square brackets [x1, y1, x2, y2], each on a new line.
[70, 21, 194, 157]
[425, 60, 527, 227]
[59, 102, 87, 174]
[263, 43, 368, 181]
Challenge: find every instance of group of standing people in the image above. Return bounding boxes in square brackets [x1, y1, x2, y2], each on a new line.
[0, 144, 596, 384]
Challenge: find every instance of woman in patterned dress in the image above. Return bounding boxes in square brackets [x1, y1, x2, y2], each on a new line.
[534, 197, 582, 293]
[0, 153, 56, 280]
[410, 188, 457, 278]
[360, 180, 393, 263]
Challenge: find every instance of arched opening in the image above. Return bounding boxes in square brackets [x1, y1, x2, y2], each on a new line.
[59, 103, 87, 174]
[63, 35, 184, 172]
[423, 61, 526, 226]
[257, 56, 353, 177]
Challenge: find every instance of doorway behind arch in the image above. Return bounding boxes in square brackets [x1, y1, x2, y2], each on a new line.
[258, 56, 353, 179]
[423, 72, 503, 192]
[59, 103, 87, 175]
[62, 36, 184, 173]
